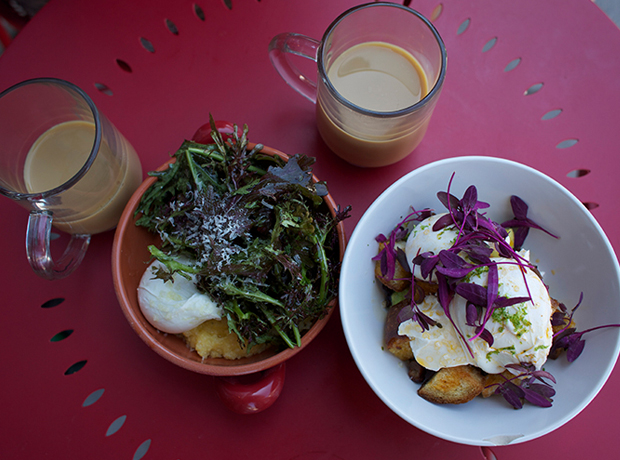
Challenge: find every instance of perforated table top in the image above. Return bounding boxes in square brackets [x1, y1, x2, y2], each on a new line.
[1, 0, 620, 459]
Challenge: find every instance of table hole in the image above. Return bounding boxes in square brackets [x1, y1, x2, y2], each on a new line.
[133, 439, 151, 460]
[82, 388, 105, 407]
[51, 231, 60, 240]
[482, 37, 497, 52]
[457, 18, 471, 35]
[65, 360, 87, 375]
[430, 4, 443, 21]
[165, 18, 179, 35]
[193, 3, 205, 20]
[116, 59, 132, 73]
[583, 201, 599, 210]
[504, 57, 521, 72]
[524, 82, 543, 96]
[94, 82, 113, 96]
[567, 168, 590, 178]
[480, 446, 498, 460]
[223, 0, 232, 10]
[402, 0, 412, 7]
[556, 138, 578, 149]
[50, 329, 73, 342]
[541, 108, 562, 120]
[140, 37, 155, 53]
[42, 298, 64, 308]
[106, 415, 127, 436]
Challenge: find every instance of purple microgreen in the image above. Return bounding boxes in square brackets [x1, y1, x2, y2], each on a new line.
[416, 252, 440, 280]
[397, 303, 414, 323]
[565, 336, 586, 362]
[432, 213, 455, 231]
[436, 190, 460, 213]
[397, 296, 440, 332]
[396, 247, 411, 273]
[494, 296, 532, 309]
[436, 272, 454, 312]
[455, 282, 488, 306]
[465, 302, 479, 326]
[502, 195, 559, 250]
[510, 194, 529, 220]
[551, 310, 568, 326]
[374, 208, 433, 280]
[495, 380, 524, 409]
[527, 382, 557, 398]
[512, 227, 530, 252]
[530, 369, 557, 385]
[435, 250, 474, 278]
[476, 327, 494, 346]
[375, 233, 388, 243]
[487, 363, 556, 409]
[551, 292, 620, 363]
[522, 386, 554, 407]
[486, 263, 499, 314]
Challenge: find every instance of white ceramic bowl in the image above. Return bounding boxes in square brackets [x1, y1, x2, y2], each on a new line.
[340, 156, 620, 446]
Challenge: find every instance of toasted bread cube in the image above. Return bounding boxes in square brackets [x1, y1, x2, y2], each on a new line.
[418, 365, 485, 404]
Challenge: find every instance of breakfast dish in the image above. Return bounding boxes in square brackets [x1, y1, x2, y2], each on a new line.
[339, 156, 620, 443]
[134, 119, 348, 359]
[374, 178, 580, 408]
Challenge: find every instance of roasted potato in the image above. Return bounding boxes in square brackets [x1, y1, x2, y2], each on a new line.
[418, 365, 485, 404]
[384, 300, 414, 361]
[374, 242, 411, 292]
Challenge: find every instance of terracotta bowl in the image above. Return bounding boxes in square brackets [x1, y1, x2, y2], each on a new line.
[112, 143, 346, 403]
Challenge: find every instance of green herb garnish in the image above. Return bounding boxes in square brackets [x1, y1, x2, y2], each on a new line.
[135, 118, 350, 351]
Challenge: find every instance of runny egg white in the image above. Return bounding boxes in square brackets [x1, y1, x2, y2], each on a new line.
[398, 295, 472, 370]
[399, 214, 554, 376]
[137, 259, 223, 334]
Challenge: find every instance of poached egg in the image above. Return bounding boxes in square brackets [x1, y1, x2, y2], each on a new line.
[137, 259, 223, 334]
[398, 214, 553, 375]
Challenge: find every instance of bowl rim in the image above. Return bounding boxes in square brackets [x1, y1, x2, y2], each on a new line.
[112, 142, 347, 376]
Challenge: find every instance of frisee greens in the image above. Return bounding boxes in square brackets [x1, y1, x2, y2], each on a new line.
[135, 119, 350, 351]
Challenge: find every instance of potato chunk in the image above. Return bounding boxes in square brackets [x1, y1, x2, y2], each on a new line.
[418, 365, 485, 404]
[374, 242, 411, 292]
[384, 301, 414, 361]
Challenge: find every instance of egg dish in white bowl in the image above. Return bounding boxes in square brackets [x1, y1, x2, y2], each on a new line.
[339, 156, 620, 446]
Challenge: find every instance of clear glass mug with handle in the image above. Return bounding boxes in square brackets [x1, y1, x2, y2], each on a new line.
[0, 78, 143, 280]
[269, 2, 446, 168]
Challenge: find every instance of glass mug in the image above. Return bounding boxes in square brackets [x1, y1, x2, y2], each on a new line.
[0, 78, 143, 280]
[269, 2, 446, 168]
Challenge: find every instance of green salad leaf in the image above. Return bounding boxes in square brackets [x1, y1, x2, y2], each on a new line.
[135, 120, 350, 351]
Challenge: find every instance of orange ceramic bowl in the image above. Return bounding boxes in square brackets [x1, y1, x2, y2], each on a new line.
[112, 143, 346, 377]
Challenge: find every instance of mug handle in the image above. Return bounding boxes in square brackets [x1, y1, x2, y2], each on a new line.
[214, 363, 286, 414]
[26, 210, 91, 280]
[269, 33, 320, 103]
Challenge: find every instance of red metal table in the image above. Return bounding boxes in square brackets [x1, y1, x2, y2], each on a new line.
[1, 0, 619, 458]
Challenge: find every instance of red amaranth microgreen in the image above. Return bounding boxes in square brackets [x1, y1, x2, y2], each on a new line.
[551, 293, 620, 362]
[407, 175, 546, 346]
[488, 363, 557, 409]
[501, 195, 559, 250]
[373, 208, 431, 282]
